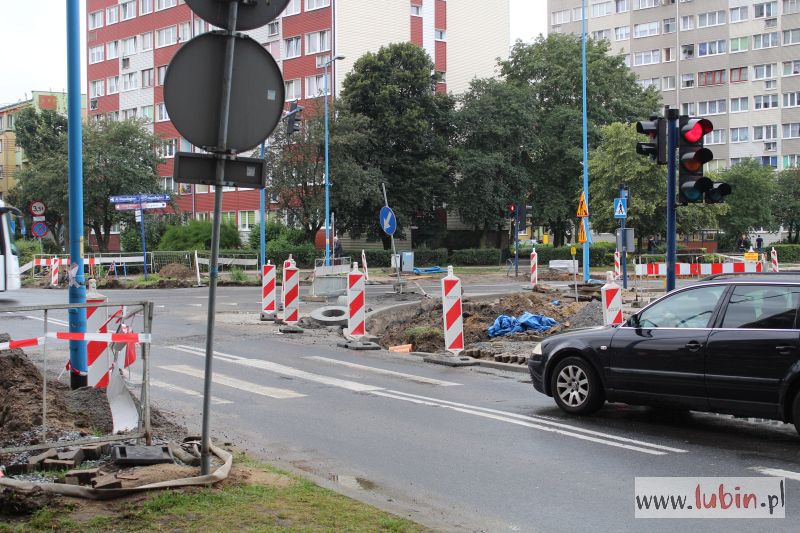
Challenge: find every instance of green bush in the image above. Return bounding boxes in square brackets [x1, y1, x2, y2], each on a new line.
[120, 217, 168, 252]
[450, 248, 502, 265]
[529, 244, 616, 266]
[770, 244, 800, 263]
[266, 238, 316, 268]
[158, 220, 241, 251]
[247, 221, 286, 250]
[14, 239, 40, 266]
[348, 249, 392, 268]
[411, 248, 448, 267]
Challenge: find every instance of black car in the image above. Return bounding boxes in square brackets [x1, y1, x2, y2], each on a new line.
[528, 275, 800, 435]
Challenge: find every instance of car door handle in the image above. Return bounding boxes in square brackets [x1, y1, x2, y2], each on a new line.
[776, 345, 795, 355]
[685, 341, 702, 352]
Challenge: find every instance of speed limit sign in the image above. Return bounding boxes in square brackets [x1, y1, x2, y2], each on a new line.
[29, 200, 47, 217]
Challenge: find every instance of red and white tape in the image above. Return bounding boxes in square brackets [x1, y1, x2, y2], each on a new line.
[441, 266, 464, 355]
[282, 255, 300, 324]
[635, 262, 763, 277]
[0, 337, 45, 351]
[47, 331, 151, 343]
[347, 262, 366, 339]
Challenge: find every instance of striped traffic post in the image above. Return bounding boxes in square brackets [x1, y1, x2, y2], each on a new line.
[260, 260, 277, 321]
[51, 257, 61, 287]
[614, 250, 621, 280]
[85, 281, 111, 387]
[530, 248, 538, 288]
[347, 262, 366, 339]
[361, 249, 369, 281]
[771, 247, 780, 272]
[601, 271, 623, 326]
[281, 255, 300, 327]
[441, 266, 464, 356]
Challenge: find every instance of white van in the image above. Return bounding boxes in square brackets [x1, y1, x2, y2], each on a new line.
[0, 200, 22, 292]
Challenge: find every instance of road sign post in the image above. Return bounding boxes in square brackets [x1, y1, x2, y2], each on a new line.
[380, 184, 402, 292]
[570, 246, 578, 303]
[616, 188, 629, 289]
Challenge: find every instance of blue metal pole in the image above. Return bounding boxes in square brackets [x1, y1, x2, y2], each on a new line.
[67, 0, 87, 389]
[324, 61, 331, 267]
[259, 142, 266, 268]
[581, 0, 590, 283]
[666, 108, 678, 293]
[139, 206, 148, 279]
[620, 186, 628, 289]
[514, 204, 519, 277]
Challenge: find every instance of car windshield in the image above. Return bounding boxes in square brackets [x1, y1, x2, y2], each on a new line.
[637, 285, 726, 328]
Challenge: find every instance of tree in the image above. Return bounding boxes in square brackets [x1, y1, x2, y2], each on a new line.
[158, 220, 241, 250]
[340, 42, 456, 247]
[714, 159, 777, 246]
[14, 107, 68, 162]
[774, 168, 800, 243]
[11, 115, 165, 251]
[452, 78, 538, 247]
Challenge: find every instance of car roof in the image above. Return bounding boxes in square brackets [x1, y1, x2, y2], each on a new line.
[700, 272, 800, 283]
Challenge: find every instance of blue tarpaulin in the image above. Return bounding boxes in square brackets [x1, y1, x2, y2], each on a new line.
[488, 312, 558, 338]
[412, 266, 448, 274]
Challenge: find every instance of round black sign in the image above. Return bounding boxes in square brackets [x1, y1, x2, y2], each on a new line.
[186, 0, 291, 32]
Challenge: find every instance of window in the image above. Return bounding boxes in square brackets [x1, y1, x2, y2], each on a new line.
[705, 129, 727, 145]
[634, 21, 659, 38]
[89, 10, 103, 30]
[141, 68, 154, 88]
[730, 67, 748, 83]
[141, 32, 153, 51]
[698, 40, 726, 57]
[753, 32, 779, 49]
[681, 73, 695, 88]
[636, 0, 657, 9]
[435, 29, 447, 41]
[179, 22, 191, 42]
[698, 70, 726, 87]
[615, 26, 630, 41]
[698, 11, 726, 28]
[140, 0, 153, 15]
[238, 210, 257, 230]
[754, 63, 777, 80]
[122, 108, 137, 120]
[121, 1, 136, 21]
[156, 26, 177, 47]
[637, 286, 726, 329]
[755, 125, 778, 140]
[633, 49, 660, 66]
[786, 29, 800, 46]
[157, 65, 167, 85]
[662, 75, 676, 90]
[784, 60, 800, 76]
[160, 177, 175, 192]
[682, 44, 694, 59]
[572, 7, 587, 21]
[305, 74, 327, 98]
[785, 154, 800, 167]
[591, 2, 612, 17]
[122, 72, 138, 91]
[89, 45, 105, 64]
[681, 102, 696, 116]
[698, 99, 726, 115]
[307, 0, 330, 9]
[787, 0, 800, 15]
[90, 80, 105, 98]
[591, 29, 610, 41]
[762, 156, 779, 168]
[755, 95, 779, 109]
[159, 139, 177, 159]
[122, 37, 136, 56]
[411, 4, 422, 16]
[730, 127, 749, 143]
[730, 37, 748, 53]
[194, 19, 206, 36]
[106, 5, 119, 24]
[285, 79, 301, 100]
[284, 0, 300, 16]
[638, 77, 661, 90]
[722, 286, 799, 329]
[142, 105, 154, 122]
[680, 15, 694, 31]
[784, 123, 800, 138]
[616, 0, 629, 13]
[156, 103, 169, 122]
[156, 0, 177, 10]
[663, 18, 675, 33]
[305, 30, 330, 54]
[107, 76, 119, 94]
[730, 97, 749, 112]
[730, 6, 748, 22]
[754, 2, 778, 18]
[663, 47, 675, 62]
[785, 92, 800, 107]
[284, 36, 301, 58]
[268, 20, 280, 36]
[622, 54, 630, 67]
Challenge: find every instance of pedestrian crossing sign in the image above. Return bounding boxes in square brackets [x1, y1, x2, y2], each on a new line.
[576, 192, 589, 218]
[614, 198, 627, 219]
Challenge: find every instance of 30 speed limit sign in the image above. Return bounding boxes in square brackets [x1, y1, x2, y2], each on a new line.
[29, 200, 47, 217]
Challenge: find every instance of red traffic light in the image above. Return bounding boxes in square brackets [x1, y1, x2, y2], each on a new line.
[681, 118, 713, 144]
[509, 203, 516, 213]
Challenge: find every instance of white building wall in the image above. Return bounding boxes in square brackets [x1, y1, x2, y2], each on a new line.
[421, 0, 436, 64]
[118, 46, 153, 117]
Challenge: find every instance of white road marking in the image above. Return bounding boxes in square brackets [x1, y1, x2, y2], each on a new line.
[750, 467, 800, 481]
[188, 304, 203, 307]
[128, 374, 232, 404]
[24, 315, 69, 327]
[306, 356, 461, 387]
[384, 390, 688, 454]
[167, 344, 684, 455]
[160, 364, 306, 399]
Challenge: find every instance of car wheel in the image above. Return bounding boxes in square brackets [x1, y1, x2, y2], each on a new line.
[793, 391, 800, 436]
[551, 356, 604, 415]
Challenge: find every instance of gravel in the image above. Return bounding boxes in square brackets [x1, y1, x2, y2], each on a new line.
[566, 300, 604, 329]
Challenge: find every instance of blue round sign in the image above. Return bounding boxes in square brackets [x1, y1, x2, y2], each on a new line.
[31, 221, 48, 238]
[379, 206, 397, 236]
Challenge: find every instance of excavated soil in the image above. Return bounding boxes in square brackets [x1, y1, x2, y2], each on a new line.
[158, 262, 195, 279]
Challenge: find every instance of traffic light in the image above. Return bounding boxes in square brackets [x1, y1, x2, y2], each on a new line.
[508, 203, 516, 217]
[286, 101, 302, 136]
[518, 204, 532, 231]
[678, 116, 717, 204]
[635, 117, 667, 164]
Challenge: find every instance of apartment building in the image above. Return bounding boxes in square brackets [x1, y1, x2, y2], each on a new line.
[86, 0, 509, 239]
[548, 0, 800, 171]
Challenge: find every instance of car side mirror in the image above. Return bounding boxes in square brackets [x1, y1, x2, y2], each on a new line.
[628, 313, 640, 328]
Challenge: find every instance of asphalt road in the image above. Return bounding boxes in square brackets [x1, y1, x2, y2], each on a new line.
[3, 286, 800, 532]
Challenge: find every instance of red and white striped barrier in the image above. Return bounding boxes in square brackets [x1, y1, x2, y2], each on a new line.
[614, 251, 621, 280]
[261, 261, 276, 320]
[441, 266, 464, 355]
[601, 272, 623, 326]
[771, 247, 780, 273]
[361, 249, 369, 282]
[282, 255, 300, 324]
[635, 262, 763, 277]
[50, 257, 61, 287]
[347, 262, 366, 339]
[47, 331, 151, 343]
[85, 295, 111, 387]
[530, 249, 538, 288]
[0, 337, 45, 351]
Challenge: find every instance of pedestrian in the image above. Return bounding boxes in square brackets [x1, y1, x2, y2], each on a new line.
[736, 234, 748, 253]
[756, 235, 764, 253]
[333, 235, 343, 261]
[647, 236, 656, 254]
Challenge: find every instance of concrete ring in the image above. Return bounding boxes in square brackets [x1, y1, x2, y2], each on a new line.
[310, 306, 348, 326]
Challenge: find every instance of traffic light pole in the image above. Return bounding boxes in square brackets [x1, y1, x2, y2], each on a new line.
[620, 186, 628, 289]
[666, 107, 679, 293]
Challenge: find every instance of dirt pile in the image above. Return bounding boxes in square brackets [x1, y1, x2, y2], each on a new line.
[159, 262, 195, 279]
[371, 290, 592, 353]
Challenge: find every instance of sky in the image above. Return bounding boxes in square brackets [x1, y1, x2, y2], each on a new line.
[0, 1, 548, 106]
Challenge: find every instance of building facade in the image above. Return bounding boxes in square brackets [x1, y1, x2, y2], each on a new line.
[548, 0, 800, 171]
[0, 91, 86, 200]
[85, 0, 509, 241]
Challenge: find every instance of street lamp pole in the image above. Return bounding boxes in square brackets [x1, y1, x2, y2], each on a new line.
[324, 54, 344, 267]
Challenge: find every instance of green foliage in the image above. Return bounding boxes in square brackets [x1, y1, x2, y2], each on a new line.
[266, 239, 316, 268]
[411, 248, 448, 267]
[770, 244, 800, 262]
[353, 249, 392, 267]
[774, 168, 800, 243]
[14, 107, 68, 162]
[247, 220, 292, 250]
[450, 248, 502, 266]
[713, 159, 777, 239]
[157, 220, 241, 251]
[228, 267, 249, 283]
[120, 215, 171, 252]
[14, 239, 41, 267]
